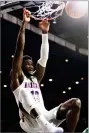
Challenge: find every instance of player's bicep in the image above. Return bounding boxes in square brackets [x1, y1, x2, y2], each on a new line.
[35, 63, 46, 83]
[12, 48, 23, 76]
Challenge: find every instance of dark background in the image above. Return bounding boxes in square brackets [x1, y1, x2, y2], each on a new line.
[1, 1, 88, 132]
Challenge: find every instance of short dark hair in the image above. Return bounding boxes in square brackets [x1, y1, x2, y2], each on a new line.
[23, 55, 32, 61]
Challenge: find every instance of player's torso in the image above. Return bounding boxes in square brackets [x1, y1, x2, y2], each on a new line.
[14, 76, 46, 129]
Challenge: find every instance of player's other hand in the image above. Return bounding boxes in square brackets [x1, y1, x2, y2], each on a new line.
[39, 20, 50, 33]
[23, 8, 31, 22]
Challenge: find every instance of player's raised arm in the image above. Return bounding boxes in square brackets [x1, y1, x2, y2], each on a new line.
[11, 9, 31, 90]
[35, 20, 50, 83]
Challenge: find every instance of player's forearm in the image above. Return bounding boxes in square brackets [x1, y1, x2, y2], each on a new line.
[16, 20, 26, 50]
[38, 33, 49, 67]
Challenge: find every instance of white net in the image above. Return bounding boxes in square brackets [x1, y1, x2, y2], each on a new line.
[22, 1, 65, 20]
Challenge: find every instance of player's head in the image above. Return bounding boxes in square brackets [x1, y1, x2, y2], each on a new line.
[22, 55, 34, 76]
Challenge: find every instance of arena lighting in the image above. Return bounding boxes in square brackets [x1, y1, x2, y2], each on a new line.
[11, 55, 14, 58]
[40, 84, 44, 87]
[3, 85, 7, 88]
[65, 59, 69, 62]
[53, 19, 56, 24]
[63, 91, 66, 94]
[68, 87, 71, 90]
[49, 79, 53, 82]
[81, 77, 84, 80]
[75, 81, 79, 84]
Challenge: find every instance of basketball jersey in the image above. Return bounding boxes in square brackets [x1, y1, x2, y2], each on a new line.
[13, 75, 47, 129]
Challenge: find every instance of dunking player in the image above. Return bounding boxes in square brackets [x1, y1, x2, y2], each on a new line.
[10, 9, 81, 133]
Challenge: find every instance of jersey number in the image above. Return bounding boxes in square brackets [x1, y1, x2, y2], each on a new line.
[31, 90, 40, 102]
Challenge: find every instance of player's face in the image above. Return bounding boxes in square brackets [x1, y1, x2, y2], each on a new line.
[23, 59, 34, 74]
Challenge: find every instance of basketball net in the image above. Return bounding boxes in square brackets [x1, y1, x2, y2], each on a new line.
[22, 1, 65, 21]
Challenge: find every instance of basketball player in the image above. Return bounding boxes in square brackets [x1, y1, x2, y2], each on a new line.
[10, 9, 81, 133]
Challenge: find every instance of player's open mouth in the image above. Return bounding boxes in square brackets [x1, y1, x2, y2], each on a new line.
[28, 68, 34, 72]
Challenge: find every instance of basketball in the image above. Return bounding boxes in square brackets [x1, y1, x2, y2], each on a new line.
[65, 1, 88, 19]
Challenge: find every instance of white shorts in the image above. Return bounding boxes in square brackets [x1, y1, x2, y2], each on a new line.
[44, 105, 66, 127]
[20, 105, 66, 133]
